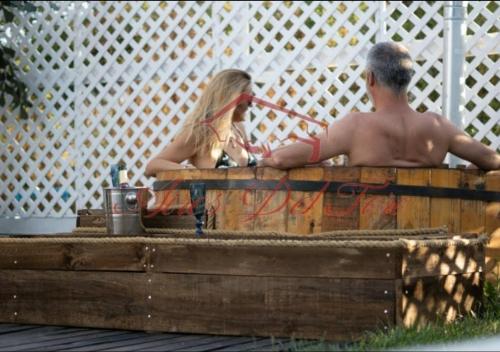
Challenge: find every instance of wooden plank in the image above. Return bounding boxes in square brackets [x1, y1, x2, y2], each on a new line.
[222, 168, 256, 231]
[249, 341, 296, 352]
[322, 167, 361, 231]
[0, 327, 97, 350]
[253, 168, 289, 232]
[360, 167, 397, 230]
[0, 270, 148, 331]
[401, 272, 482, 328]
[394, 279, 403, 327]
[194, 169, 227, 230]
[101, 335, 215, 352]
[40, 332, 174, 351]
[148, 273, 395, 341]
[485, 171, 500, 236]
[150, 244, 399, 279]
[142, 213, 197, 229]
[153, 169, 227, 230]
[181, 337, 261, 352]
[460, 170, 486, 234]
[402, 244, 485, 278]
[485, 171, 500, 281]
[397, 169, 431, 229]
[430, 169, 461, 233]
[5, 331, 130, 351]
[0, 326, 79, 347]
[0, 243, 147, 271]
[287, 167, 324, 234]
[0, 325, 39, 335]
[215, 338, 285, 352]
[77, 209, 106, 228]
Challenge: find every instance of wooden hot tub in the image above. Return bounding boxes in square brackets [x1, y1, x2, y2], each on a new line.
[153, 166, 499, 279]
[153, 167, 499, 233]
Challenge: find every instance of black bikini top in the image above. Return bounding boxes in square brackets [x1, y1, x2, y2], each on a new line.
[215, 150, 257, 168]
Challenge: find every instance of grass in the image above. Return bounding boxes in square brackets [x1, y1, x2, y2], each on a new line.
[290, 278, 500, 351]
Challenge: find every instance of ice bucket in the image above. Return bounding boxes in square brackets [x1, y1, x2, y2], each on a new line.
[103, 187, 148, 235]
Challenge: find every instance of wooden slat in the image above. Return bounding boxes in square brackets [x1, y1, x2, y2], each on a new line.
[485, 171, 500, 237]
[322, 167, 361, 231]
[394, 279, 403, 327]
[215, 338, 286, 352]
[460, 170, 486, 234]
[360, 167, 397, 229]
[180, 337, 261, 352]
[430, 169, 461, 233]
[194, 169, 228, 230]
[150, 244, 399, 279]
[0, 243, 147, 271]
[287, 167, 324, 234]
[0, 326, 82, 347]
[101, 335, 217, 352]
[397, 169, 431, 229]
[401, 272, 482, 328]
[154, 169, 226, 220]
[5, 331, 130, 351]
[253, 167, 289, 232]
[147, 273, 395, 341]
[485, 171, 500, 281]
[54, 332, 179, 351]
[222, 168, 256, 231]
[142, 212, 197, 229]
[0, 325, 39, 335]
[0, 270, 148, 331]
[76, 209, 106, 228]
[402, 244, 484, 278]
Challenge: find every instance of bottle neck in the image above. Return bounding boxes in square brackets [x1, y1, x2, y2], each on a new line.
[119, 170, 129, 187]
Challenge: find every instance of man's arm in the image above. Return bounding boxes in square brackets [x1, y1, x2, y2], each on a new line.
[260, 113, 357, 169]
[445, 119, 500, 170]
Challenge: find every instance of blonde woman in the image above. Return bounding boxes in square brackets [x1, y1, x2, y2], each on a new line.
[145, 69, 256, 176]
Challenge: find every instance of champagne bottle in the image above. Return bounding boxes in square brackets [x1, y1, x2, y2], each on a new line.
[118, 162, 129, 188]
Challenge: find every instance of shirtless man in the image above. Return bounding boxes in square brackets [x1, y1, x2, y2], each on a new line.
[260, 42, 499, 170]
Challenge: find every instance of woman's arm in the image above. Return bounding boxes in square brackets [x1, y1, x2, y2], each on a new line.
[145, 130, 196, 177]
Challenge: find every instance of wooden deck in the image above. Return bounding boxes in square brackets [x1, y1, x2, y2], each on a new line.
[0, 324, 296, 351]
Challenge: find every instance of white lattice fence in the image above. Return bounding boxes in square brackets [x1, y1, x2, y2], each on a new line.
[0, 1, 498, 227]
[464, 1, 500, 151]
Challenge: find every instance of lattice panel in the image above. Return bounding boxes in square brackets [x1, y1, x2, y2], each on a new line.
[384, 1, 444, 113]
[0, 1, 498, 219]
[463, 1, 500, 151]
[0, 2, 81, 217]
[75, 1, 216, 209]
[238, 1, 380, 146]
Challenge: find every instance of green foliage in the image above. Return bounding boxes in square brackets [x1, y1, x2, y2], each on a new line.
[0, 1, 38, 119]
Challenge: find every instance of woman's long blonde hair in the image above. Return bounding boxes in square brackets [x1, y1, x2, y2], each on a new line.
[181, 69, 252, 158]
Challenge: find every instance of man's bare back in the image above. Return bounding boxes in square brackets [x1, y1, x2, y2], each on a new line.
[348, 110, 449, 167]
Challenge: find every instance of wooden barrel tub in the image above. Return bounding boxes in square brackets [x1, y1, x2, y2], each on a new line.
[153, 167, 500, 276]
[0, 230, 487, 340]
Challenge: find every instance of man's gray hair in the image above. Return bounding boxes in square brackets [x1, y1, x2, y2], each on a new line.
[366, 42, 415, 94]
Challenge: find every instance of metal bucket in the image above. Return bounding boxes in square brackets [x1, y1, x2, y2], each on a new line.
[103, 187, 148, 235]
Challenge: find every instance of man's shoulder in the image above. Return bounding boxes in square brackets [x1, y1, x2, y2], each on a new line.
[341, 111, 371, 121]
[418, 111, 453, 128]
[420, 111, 444, 120]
